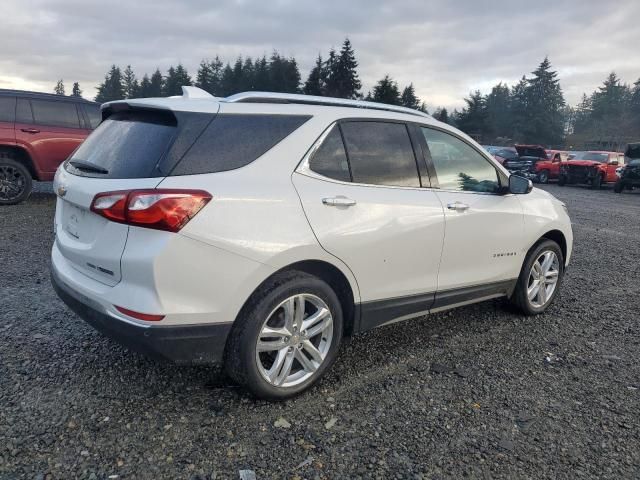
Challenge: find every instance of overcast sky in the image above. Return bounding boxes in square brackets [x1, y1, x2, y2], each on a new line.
[2, 0, 639, 110]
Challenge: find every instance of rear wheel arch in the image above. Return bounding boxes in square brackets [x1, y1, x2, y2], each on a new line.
[237, 260, 357, 337]
[0, 146, 38, 180]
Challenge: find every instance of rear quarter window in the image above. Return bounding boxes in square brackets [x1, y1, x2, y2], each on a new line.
[170, 114, 311, 176]
[0, 97, 16, 122]
[31, 99, 81, 128]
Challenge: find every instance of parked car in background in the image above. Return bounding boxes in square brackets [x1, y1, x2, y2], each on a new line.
[483, 145, 518, 165]
[558, 151, 623, 189]
[51, 87, 572, 400]
[502, 145, 562, 183]
[0, 89, 100, 205]
[614, 143, 640, 193]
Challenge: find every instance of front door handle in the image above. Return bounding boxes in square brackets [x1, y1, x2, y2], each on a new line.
[447, 201, 470, 212]
[21, 128, 40, 134]
[322, 196, 357, 207]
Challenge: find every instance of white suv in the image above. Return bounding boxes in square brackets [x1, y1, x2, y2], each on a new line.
[51, 87, 572, 399]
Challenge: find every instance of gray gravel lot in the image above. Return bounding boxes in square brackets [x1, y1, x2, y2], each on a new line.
[1, 183, 639, 479]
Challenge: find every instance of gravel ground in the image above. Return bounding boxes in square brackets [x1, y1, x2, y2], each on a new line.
[1, 183, 639, 479]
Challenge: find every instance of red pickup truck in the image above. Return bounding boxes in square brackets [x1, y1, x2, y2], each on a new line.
[558, 151, 623, 189]
[502, 145, 566, 183]
[0, 89, 100, 204]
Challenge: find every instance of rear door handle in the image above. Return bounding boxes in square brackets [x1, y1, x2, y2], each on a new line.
[21, 128, 40, 134]
[447, 201, 470, 212]
[322, 196, 357, 207]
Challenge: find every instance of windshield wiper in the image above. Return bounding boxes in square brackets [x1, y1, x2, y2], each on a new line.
[69, 160, 109, 174]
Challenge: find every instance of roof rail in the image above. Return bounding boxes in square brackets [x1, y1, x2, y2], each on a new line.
[223, 91, 431, 118]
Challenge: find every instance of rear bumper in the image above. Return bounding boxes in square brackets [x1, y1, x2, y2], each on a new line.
[51, 268, 233, 365]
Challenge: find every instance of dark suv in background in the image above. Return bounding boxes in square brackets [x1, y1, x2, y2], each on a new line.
[614, 143, 640, 193]
[0, 89, 100, 204]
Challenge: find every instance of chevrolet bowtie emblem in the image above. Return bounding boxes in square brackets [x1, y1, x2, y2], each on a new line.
[57, 185, 67, 197]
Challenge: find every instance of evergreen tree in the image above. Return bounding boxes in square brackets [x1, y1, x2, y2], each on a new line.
[372, 75, 401, 105]
[455, 90, 487, 139]
[572, 93, 593, 134]
[95, 65, 125, 103]
[323, 48, 339, 97]
[163, 64, 192, 96]
[433, 107, 449, 123]
[71, 82, 82, 97]
[484, 82, 511, 141]
[138, 74, 152, 97]
[522, 57, 565, 145]
[122, 65, 139, 98]
[510, 76, 529, 141]
[304, 54, 325, 96]
[332, 38, 361, 99]
[400, 84, 420, 110]
[591, 72, 630, 120]
[219, 63, 235, 96]
[253, 55, 270, 91]
[268, 52, 300, 93]
[631, 78, 640, 127]
[148, 69, 164, 97]
[54, 79, 65, 95]
[241, 57, 255, 91]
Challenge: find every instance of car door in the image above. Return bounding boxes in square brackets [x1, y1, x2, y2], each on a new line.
[293, 120, 445, 330]
[14, 98, 87, 178]
[418, 126, 524, 307]
[605, 153, 621, 182]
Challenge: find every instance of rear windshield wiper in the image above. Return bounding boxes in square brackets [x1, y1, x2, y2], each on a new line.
[69, 160, 109, 174]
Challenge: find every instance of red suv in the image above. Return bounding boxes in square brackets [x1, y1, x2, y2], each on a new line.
[558, 151, 623, 189]
[502, 145, 564, 183]
[0, 89, 100, 204]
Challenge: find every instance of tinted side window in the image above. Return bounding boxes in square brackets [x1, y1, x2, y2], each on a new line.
[340, 121, 420, 187]
[16, 99, 33, 123]
[308, 125, 351, 182]
[421, 127, 500, 193]
[82, 104, 101, 129]
[31, 99, 80, 128]
[172, 114, 310, 175]
[0, 97, 16, 122]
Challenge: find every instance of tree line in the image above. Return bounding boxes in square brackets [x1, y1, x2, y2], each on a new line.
[53, 40, 640, 148]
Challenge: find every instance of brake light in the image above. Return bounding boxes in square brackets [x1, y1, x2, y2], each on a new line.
[90, 189, 212, 232]
[115, 305, 164, 322]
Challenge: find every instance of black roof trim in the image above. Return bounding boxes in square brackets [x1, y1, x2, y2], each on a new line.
[0, 88, 97, 104]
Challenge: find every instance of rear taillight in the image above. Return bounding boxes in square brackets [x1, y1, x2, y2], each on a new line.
[90, 189, 212, 232]
[115, 305, 164, 322]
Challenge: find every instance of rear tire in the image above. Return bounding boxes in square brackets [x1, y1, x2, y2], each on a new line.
[510, 239, 564, 316]
[224, 271, 343, 400]
[614, 180, 625, 193]
[558, 174, 567, 186]
[0, 155, 32, 205]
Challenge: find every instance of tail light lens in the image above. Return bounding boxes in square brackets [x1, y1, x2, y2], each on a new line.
[90, 189, 212, 232]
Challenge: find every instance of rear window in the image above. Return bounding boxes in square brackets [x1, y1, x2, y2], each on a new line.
[170, 114, 310, 176]
[67, 110, 177, 178]
[31, 99, 81, 128]
[0, 97, 16, 122]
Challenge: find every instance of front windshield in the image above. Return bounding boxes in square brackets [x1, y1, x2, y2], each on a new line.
[571, 152, 609, 162]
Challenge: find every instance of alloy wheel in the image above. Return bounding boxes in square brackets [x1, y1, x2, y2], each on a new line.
[256, 294, 333, 388]
[527, 250, 560, 308]
[0, 165, 26, 201]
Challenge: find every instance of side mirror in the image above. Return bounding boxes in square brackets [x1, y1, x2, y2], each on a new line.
[509, 174, 533, 194]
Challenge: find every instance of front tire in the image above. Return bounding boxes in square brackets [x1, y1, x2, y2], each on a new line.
[590, 173, 603, 189]
[510, 239, 564, 315]
[537, 170, 550, 184]
[0, 156, 32, 205]
[614, 180, 625, 193]
[224, 271, 343, 400]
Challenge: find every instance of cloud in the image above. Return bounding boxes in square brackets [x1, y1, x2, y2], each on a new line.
[1, 0, 639, 109]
